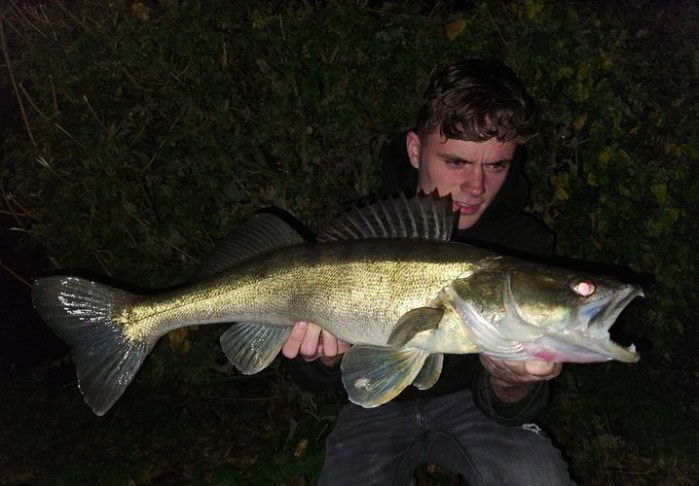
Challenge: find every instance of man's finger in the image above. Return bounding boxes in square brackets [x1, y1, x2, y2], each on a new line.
[300, 322, 323, 359]
[281, 321, 308, 359]
[337, 339, 350, 354]
[321, 329, 338, 357]
[337, 340, 351, 354]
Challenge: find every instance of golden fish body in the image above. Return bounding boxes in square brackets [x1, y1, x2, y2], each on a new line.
[126, 240, 487, 353]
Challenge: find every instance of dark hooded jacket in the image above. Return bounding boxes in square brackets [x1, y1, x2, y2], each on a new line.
[289, 133, 555, 426]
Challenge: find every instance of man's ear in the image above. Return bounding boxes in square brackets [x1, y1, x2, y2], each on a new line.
[406, 131, 421, 169]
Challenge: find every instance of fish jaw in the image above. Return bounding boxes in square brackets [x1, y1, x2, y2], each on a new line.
[522, 333, 639, 363]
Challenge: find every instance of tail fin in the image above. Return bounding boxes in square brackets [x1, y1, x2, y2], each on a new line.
[32, 276, 153, 416]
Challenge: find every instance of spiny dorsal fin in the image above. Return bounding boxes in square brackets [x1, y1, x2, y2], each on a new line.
[317, 192, 456, 243]
[196, 210, 305, 279]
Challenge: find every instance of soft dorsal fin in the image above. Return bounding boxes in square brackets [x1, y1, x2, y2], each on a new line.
[317, 193, 456, 243]
[196, 210, 305, 279]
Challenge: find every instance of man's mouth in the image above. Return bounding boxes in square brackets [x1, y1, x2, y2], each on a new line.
[453, 201, 481, 215]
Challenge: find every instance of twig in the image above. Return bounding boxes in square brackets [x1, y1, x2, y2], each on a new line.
[53, 123, 85, 148]
[0, 179, 28, 230]
[0, 209, 26, 216]
[143, 106, 187, 171]
[35, 156, 71, 184]
[7, 1, 46, 38]
[33, 4, 52, 26]
[86, 202, 111, 277]
[220, 41, 227, 70]
[0, 16, 36, 146]
[278, 14, 286, 41]
[90, 242, 111, 277]
[167, 64, 190, 85]
[48, 255, 61, 269]
[0, 259, 32, 288]
[122, 65, 169, 90]
[53, 0, 94, 35]
[19, 82, 49, 120]
[484, 4, 509, 52]
[82, 95, 106, 131]
[123, 226, 139, 247]
[49, 74, 58, 113]
[315, 423, 329, 444]
[122, 66, 149, 91]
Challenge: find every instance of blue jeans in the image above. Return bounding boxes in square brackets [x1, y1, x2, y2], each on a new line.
[317, 390, 574, 485]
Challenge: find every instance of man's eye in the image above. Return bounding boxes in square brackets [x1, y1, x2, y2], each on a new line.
[445, 159, 466, 167]
[486, 164, 507, 172]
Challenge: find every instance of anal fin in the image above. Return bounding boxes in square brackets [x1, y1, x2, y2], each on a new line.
[341, 344, 428, 408]
[220, 322, 291, 374]
[412, 353, 443, 390]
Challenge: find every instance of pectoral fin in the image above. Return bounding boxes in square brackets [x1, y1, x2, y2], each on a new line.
[387, 307, 445, 347]
[412, 353, 444, 390]
[220, 322, 291, 374]
[341, 344, 428, 408]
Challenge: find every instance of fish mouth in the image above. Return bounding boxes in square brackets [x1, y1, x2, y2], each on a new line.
[586, 284, 644, 335]
[552, 284, 644, 363]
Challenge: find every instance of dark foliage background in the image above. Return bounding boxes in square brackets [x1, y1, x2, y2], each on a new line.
[1, 0, 697, 484]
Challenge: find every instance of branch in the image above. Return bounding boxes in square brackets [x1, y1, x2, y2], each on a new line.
[0, 15, 36, 146]
[0, 259, 32, 288]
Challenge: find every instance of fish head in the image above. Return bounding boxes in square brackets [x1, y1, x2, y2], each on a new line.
[452, 259, 643, 363]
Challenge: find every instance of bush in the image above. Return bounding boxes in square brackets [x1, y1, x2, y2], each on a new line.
[2, 0, 697, 481]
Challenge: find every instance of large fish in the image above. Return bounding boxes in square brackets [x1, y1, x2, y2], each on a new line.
[32, 195, 642, 416]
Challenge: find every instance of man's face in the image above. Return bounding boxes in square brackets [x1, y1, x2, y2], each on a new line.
[407, 131, 516, 230]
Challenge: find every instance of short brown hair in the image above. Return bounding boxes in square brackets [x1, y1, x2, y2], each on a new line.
[415, 59, 538, 143]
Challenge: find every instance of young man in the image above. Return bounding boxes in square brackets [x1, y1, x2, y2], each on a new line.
[283, 59, 574, 485]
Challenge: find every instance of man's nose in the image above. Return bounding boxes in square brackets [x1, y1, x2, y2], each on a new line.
[460, 168, 485, 196]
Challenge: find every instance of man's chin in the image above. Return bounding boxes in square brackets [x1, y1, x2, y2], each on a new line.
[457, 214, 480, 230]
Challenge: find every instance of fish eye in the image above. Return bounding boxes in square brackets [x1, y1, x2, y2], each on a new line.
[571, 280, 595, 297]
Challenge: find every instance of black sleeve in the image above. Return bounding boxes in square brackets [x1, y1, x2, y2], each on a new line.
[287, 356, 342, 393]
[471, 369, 550, 426]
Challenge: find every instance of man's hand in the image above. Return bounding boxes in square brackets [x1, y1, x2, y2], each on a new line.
[281, 321, 350, 368]
[480, 355, 562, 403]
